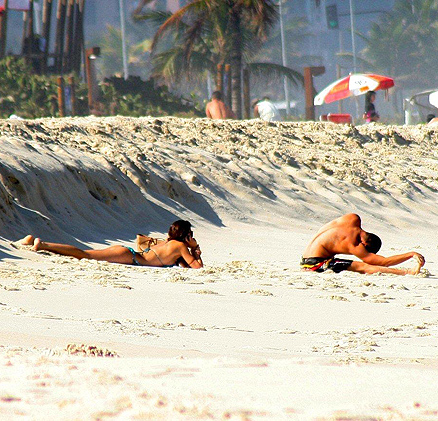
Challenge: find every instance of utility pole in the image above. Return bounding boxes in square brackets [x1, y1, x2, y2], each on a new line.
[119, 0, 129, 79]
[279, 0, 290, 116]
[349, 0, 357, 73]
[349, 0, 360, 118]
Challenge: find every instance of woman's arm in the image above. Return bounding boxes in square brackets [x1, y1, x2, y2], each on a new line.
[180, 238, 203, 269]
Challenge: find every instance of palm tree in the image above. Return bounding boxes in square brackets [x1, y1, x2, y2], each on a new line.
[135, 0, 303, 118]
[362, 0, 438, 89]
[90, 24, 152, 79]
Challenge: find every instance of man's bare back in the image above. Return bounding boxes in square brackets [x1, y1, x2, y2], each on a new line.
[206, 99, 229, 119]
[205, 91, 235, 119]
[302, 213, 425, 275]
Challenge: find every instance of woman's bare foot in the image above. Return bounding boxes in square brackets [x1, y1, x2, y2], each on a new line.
[17, 235, 35, 246]
[31, 238, 43, 252]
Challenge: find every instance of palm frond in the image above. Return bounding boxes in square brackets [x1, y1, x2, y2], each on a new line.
[336, 52, 373, 70]
[133, 10, 173, 25]
[247, 62, 304, 87]
[149, 1, 208, 51]
[152, 47, 214, 83]
[132, 0, 154, 16]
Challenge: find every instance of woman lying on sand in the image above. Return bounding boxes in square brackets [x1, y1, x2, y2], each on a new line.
[18, 220, 203, 269]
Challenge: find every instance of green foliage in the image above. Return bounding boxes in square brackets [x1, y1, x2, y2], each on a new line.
[363, 0, 438, 89]
[100, 75, 202, 117]
[0, 57, 58, 118]
[0, 57, 201, 119]
[0, 57, 89, 118]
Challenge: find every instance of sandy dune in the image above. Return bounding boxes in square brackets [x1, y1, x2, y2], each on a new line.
[1, 117, 438, 419]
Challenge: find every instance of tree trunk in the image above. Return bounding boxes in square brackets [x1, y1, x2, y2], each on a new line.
[243, 67, 250, 119]
[42, 0, 53, 73]
[72, 0, 84, 73]
[225, 63, 231, 108]
[0, 0, 9, 59]
[54, 0, 67, 74]
[27, 0, 35, 63]
[64, 0, 75, 72]
[229, 9, 242, 119]
[216, 63, 223, 94]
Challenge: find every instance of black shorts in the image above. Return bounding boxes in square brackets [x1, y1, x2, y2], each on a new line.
[300, 257, 353, 273]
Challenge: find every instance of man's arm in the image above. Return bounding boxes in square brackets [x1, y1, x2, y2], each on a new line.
[351, 245, 424, 268]
[206, 103, 212, 118]
[254, 105, 259, 118]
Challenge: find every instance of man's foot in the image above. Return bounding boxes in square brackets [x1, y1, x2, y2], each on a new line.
[31, 238, 43, 252]
[406, 260, 422, 275]
[17, 235, 35, 246]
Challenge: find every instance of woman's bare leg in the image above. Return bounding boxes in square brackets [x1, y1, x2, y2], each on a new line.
[31, 238, 134, 264]
[349, 260, 421, 276]
[16, 235, 35, 246]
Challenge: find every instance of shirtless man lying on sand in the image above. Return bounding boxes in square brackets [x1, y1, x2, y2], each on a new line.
[301, 213, 424, 275]
[17, 220, 203, 269]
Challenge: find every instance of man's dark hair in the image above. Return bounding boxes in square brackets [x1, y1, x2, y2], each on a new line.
[427, 113, 436, 123]
[365, 232, 382, 254]
[168, 220, 192, 242]
[212, 91, 222, 100]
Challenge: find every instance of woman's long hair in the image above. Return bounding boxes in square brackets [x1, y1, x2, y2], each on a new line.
[364, 90, 376, 111]
[168, 220, 192, 242]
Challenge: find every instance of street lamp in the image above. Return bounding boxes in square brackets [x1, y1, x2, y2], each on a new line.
[119, 0, 129, 80]
[85, 46, 101, 113]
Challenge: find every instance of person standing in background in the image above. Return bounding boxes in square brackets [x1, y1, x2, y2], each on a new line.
[363, 91, 380, 123]
[254, 97, 281, 121]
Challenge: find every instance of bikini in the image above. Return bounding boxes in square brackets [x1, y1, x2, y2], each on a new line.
[125, 246, 141, 266]
[125, 243, 177, 268]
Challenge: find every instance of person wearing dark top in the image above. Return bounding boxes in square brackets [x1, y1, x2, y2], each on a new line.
[363, 90, 379, 123]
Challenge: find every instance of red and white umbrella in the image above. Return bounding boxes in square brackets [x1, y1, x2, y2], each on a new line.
[314, 73, 394, 106]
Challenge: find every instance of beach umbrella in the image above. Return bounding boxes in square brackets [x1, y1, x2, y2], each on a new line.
[429, 90, 438, 108]
[314, 73, 394, 106]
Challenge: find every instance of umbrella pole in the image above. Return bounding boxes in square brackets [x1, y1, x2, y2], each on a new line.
[336, 64, 343, 113]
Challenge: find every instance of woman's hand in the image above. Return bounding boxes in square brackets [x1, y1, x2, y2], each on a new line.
[186, 236, 198, 249]
[192, 245, 202, 259]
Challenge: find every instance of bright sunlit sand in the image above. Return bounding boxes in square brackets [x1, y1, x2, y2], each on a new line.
[1, 117, 438, 419]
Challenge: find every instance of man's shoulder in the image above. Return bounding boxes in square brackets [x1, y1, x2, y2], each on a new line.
[338, 213, 361, 225]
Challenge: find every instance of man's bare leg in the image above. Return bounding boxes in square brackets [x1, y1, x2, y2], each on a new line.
[349, 260, 422, 276]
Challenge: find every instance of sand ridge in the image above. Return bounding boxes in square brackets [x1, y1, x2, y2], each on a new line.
[2, 117, 438, 242]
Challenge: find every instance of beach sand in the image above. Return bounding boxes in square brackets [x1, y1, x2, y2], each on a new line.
[1, 117, 438, 419]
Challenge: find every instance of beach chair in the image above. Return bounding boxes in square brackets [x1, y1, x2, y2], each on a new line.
[326, 113, 353, 124]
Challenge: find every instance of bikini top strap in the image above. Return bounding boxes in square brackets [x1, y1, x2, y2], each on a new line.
[150, 248, 166, 267]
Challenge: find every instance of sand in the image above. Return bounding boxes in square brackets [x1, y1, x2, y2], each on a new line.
[1, 117, 438, 419]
